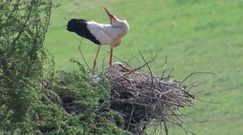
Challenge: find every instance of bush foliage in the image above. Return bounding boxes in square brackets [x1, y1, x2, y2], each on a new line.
[0, 0, 126, 134]
[1, 0, 53, 132]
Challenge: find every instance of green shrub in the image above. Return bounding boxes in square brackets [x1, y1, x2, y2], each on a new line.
[0, 0, 126, 134]
[0, 0, 52, 133]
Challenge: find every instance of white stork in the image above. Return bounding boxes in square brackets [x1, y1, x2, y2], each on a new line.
[67, 6, 129, 75]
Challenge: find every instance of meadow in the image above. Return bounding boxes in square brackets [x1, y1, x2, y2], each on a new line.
[44, 0, 243, 134]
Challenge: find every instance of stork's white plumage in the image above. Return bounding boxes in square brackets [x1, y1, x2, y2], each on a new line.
[67, 7, 129, 75]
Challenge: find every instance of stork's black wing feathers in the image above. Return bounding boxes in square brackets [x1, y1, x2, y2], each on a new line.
[67, 19, 100, 45]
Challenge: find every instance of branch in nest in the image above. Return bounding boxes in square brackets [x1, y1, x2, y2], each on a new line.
[138, 50, 154, 87]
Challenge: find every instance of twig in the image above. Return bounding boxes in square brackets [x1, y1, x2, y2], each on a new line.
[160, 56, 168, 80]
[167, 68, 174, 78]
[181, 72, 216, 83]
[127, 54, 137, 68]
[167, 119, 196, 135]
[150, 47, 161, 62]
[138, 50, 154, 87]
[127, 106, 135, 131]
[196, 97, 227, 104]
[78, 38, 92, 72]
[180, 113, 208, 123]
[101, 55, 107, 72]
[112, 60, 152, 81]
[164, 121, 169, 135]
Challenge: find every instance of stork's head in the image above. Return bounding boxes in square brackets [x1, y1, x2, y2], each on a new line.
[103, 6, 117, 24]
[103, 6, 129, 32]
[108, 62, 130, 78]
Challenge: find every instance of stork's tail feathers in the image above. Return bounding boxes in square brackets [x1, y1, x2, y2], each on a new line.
[66, 19, 100, 45]
[67, 19, 87, 32]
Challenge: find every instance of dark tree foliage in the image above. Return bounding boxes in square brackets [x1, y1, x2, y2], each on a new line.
[0, 0, 127, 134]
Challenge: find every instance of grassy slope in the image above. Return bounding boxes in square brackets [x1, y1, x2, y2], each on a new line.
[45, 0, 243, 134]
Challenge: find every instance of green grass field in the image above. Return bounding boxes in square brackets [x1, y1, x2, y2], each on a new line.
[44, 0, 243, 134]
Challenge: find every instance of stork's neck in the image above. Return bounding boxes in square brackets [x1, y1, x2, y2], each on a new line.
[111, 20, 129, 35]
[121, 20, 129, 34]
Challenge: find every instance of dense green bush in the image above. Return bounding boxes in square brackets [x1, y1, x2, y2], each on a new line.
[0, 0, 52, 133]
[45, 60, 127, 134]
[0, 0, 126, 134]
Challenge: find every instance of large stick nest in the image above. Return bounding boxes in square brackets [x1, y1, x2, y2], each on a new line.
[107, 62, 195, 134]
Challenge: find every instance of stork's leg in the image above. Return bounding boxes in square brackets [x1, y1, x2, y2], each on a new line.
[109, 46, 113, 67]
[93, 47, 100, 75]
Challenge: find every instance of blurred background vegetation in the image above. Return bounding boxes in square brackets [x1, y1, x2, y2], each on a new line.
[1, 0, 243, 134]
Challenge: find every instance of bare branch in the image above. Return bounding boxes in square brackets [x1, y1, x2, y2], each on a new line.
[160, 55, 168, 80]
[138, 50, 154, 87]
[181, 72, 216, 83]
[78, 38, 92, 72]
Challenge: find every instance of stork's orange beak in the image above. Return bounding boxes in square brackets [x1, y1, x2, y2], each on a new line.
[103, 6, 117, 23]
[120, 67, 130, 72]
[103, 6, 112, 17]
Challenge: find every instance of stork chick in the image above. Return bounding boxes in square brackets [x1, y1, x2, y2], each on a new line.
[107, 62, 131, 79]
